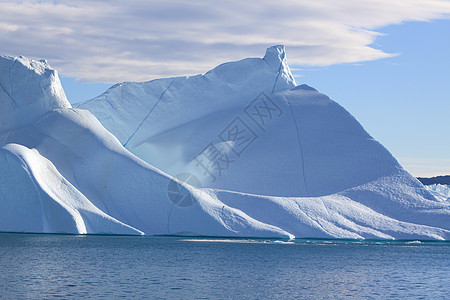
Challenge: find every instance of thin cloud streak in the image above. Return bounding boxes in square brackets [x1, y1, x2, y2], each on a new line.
[1, 0, 450, 82]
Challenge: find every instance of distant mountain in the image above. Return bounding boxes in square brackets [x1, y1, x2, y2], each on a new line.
[418, 175, 450, 186]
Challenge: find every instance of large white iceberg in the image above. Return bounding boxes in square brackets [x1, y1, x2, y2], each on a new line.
[1, 47, 449, 239]
[425, 184, 450, 202]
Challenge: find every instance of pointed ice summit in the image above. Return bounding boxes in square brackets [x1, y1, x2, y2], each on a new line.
[1, 47, 450, 239]
[77, 45, 296, 145]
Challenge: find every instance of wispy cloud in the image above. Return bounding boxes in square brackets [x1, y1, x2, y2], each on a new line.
[1, 0, 450, 82]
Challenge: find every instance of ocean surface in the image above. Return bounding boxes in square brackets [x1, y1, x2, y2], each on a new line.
[0, 234, 449, 299]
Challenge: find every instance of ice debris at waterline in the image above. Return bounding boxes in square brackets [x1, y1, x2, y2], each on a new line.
[1, 47, 449, 239]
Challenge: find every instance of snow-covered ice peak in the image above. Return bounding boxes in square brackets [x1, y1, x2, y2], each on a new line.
[263, 45, 287, 69]
[263, 45, 296, 87]
[0, 55, 70, 132]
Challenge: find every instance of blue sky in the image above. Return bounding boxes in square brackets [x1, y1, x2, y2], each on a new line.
[1, 0, 450, 176]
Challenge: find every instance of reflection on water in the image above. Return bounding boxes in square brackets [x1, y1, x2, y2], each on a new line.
[0, 234, 449, 299]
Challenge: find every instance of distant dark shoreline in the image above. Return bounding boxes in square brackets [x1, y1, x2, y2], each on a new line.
[417, 175, 450, 185]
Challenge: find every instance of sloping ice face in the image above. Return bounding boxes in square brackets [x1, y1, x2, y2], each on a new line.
[1, 47, 449, 239]
[75, 45, 399, 197]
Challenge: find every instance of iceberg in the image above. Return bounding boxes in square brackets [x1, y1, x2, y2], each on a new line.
[75, 46, 399, 197]
[425, 184, 450, 202]
[1, 47, 449, 239]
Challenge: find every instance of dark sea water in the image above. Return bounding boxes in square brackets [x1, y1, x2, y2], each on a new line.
[0, 234, 449, 299]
